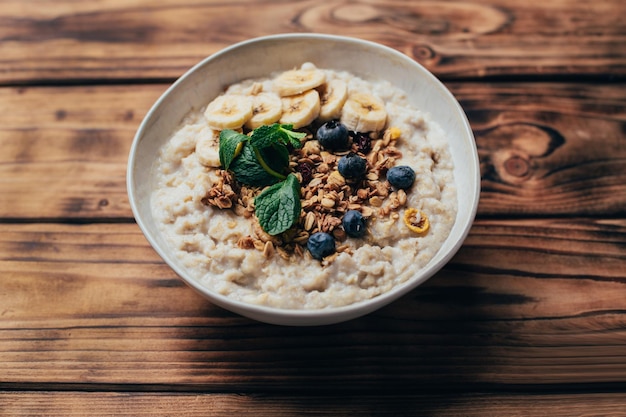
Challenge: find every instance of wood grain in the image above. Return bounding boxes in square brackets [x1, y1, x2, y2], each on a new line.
[453, 81, 626, 216]
[1, 220, 624, 390]
[0, 85, 165, 219]
[1, 82, 625, 219]
[3, 391, 626, 417]
[2, 1, 626, 411]
[0, 0, 624, 84]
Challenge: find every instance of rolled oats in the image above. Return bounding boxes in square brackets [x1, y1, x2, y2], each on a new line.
[304, 211, 316, 231]
[321, 198, 336, 208]
[369, 196, 383, 207]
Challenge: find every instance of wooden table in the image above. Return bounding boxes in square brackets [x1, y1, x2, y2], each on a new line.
[2, 0, 625, 415]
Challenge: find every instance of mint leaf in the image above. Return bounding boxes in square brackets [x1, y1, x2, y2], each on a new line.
[265, 143, 290, 171]
[254, 173, 301, 235]
[230, 144, 280, 187]
[249, 125, 280, 149]
[250, 124, 306, 150]
[219, 129, 248, 170]
[252, 146, 287, 181]
[279, 125, 307, 149]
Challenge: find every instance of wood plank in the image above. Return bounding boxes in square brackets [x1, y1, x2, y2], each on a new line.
[0, 0, 625, 84]
[454, 82, 626, 216]
[0, 85, 165, 219]
[1, 82, 625, 219]
[0, 219, 625, 390]
[2, 391, 626, 416]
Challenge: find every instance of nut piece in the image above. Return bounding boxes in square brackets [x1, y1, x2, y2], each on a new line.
[369, 196, 383, 207]
[397, 189, 407, 205]
[327, 171, 346, 187]
[237, 236, 256, 249]
[263, 241, 275, 258]
[304, 211, 316, 231]
[321, 198, 336, 208]
[302, 140, 321, 156]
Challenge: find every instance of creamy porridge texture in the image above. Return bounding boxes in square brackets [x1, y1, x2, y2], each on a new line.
[152, 63, 457, 309]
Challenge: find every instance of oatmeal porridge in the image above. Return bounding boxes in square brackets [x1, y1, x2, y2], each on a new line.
[151, 63, 457, 309]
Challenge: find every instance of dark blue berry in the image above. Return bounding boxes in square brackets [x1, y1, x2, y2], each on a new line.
[387, 165, 416, 189]
[307, 232, 336, 260]
[342, 210, 366, 238]
[337, 152, 367, 180]
[316, 121, 350, 151]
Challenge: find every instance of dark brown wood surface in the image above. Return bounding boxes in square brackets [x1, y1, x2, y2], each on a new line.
[1, 0, 625, 83]
[1, 0, 625, 415]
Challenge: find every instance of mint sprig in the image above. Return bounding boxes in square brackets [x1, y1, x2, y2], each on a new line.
[254, 173, 301, 235]
[250, 124, 305, 149]
[219, 130, 247, 170]
[218, 123, 305, 235]
[229, 144, 281, 187]
[219, 123, 305, 187]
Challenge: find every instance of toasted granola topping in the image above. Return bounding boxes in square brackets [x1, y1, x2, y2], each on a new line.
[202, 126, 423, 259]
[201, 170, 238, 209]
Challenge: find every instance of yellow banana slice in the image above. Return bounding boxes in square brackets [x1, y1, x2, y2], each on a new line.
[318, 79, 348, 122]
[204, 94, 253, 130]
[340, 92, 388, 133]
[279, 89, 321, 129]
[245, 93, 283, 130]
[195, 129, 221, 167]
[273, 68, 326, 97]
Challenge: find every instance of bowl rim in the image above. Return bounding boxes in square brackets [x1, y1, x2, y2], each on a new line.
[127, 33, 480, 325]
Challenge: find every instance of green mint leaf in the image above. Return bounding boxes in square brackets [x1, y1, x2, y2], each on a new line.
[254, 173, 302, 235]
[279, 125, 306, 148]
[221, 124, 304, 195]
[230, 143, 280, 187]
[252, 146, 287, 181]
[266, 143, 290, 171]
[219, 129, 248, 170]
[250, 124, 306, 150]
[249, 125, 280, 149]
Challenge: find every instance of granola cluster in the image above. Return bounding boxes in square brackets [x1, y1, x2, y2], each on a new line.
[203, 126, 412, 262]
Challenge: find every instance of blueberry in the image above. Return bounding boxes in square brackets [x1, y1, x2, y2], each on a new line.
[307, 232, 336, 260]
[342, 210, 366, 238]
[316, 121, 350, 151]
[387, 165, 416, 189]
[337, 152, 367, 180]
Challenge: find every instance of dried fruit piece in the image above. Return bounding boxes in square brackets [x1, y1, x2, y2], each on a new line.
[403, 208, 429, 234]
[384, 127, 402, 142]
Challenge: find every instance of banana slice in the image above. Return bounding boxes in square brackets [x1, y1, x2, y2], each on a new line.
[318, 79, 348, 122]
[195, 129, 221, 167]
[340, 92, 388, 132]
[245, 92, 283, 130]
[279, 89, 321, 129]
[273, 68, 326, 97]
[204, 94, 253, 130]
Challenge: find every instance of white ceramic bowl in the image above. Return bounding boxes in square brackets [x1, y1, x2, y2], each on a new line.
[127, 33, 480, 326]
